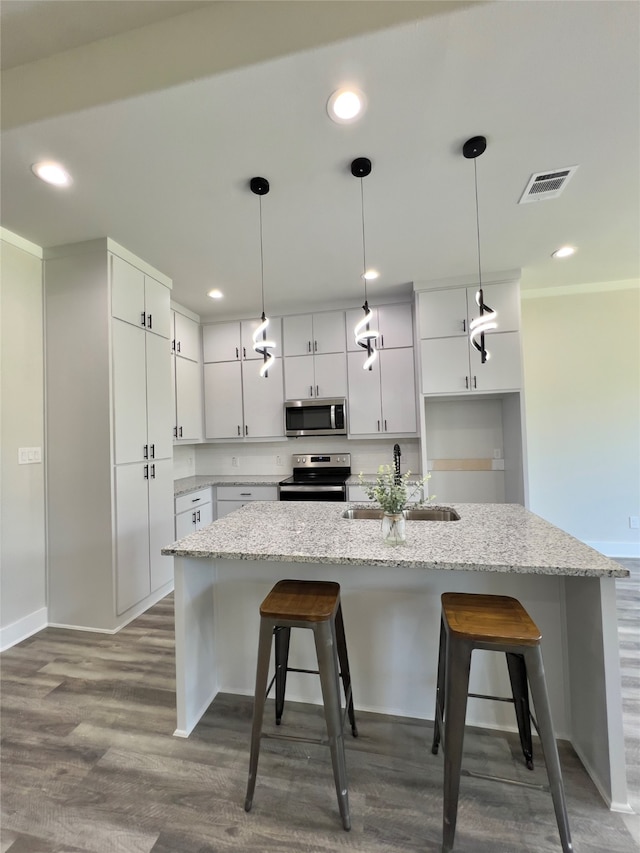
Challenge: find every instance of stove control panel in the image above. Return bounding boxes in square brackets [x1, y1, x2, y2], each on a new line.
[292, 453, 351, 469]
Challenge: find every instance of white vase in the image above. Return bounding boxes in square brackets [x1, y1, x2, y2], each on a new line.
[381, 512, 406, 545]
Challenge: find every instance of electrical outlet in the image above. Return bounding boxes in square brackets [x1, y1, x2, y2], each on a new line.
[630, 516, 640, 530]
[493, 449, 502, 459]
[276, 455, 283, 466]
[232, 456, 239, 468]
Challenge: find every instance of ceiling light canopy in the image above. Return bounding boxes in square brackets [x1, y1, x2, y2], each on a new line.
[552, 246, 577, 259]
[31, 160, 72, 187]
[327, 88, 367, 124]
[207, 289, 224, 299]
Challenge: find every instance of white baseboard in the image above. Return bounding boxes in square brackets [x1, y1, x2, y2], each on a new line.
[0, 607, 48, 652]
[585, 540, 640, 559]
[49, 581, 174, 634]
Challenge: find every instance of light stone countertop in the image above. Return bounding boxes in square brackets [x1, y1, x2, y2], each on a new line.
[162, 500, 629, 578]
[174, 475, 281, 495]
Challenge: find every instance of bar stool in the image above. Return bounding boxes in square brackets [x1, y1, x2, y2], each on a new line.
[431, 592, 573, 853]
[244, 579, 357, 830]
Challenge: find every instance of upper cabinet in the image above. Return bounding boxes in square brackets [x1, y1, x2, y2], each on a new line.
[417, 280, 522, 395]
[172, 309, 201, 362]
[347, 347, 417, 436]
[283, 311, 345, 356]
[171, 307, 203, 442]
[345, 302, 413, 351]
[203, 318, 282, 363]
[203, 358, 284, 439]
[111, 254, 171, 339]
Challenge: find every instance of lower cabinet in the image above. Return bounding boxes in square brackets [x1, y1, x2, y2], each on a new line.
[216, 485, 278, 518]
[347, 485, 374, 503]
[347, 347, 417, 436]
[114, 458, 174, 616]
[175, 487, 213, 538]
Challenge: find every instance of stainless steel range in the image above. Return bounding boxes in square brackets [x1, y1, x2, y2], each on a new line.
[278, 453, 351, 502]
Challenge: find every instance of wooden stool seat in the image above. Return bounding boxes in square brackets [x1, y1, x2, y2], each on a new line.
[442, 592, 542, 645]
[245, 579, 356, 831]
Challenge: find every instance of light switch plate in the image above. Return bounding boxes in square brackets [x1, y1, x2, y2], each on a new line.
[18, 446, 42, 464]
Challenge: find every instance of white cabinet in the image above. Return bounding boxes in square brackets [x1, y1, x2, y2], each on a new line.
[216, 485, 277, 519]
[203, 318, 282, 363]
[204, 359, 284, 439]
[284, 352, 347, 400]
[347, 485, 374, 503]
[346, 303, 413, 351]
[175, 487, 213, 538]
[43, 238, 175, 632]
[283, 311, 345, 356]
[172, 308, 203, 442]
[418, 282, 522, 395]
[347, 347, 417, 436]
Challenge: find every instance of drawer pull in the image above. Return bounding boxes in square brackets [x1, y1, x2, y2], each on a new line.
[240, 492, 252, 497]
[191, 497, 201, 502]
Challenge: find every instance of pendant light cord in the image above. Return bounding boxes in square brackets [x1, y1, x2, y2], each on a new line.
[258, 195, 265, 315]
[360, 178, 368, 304]
[473, 157, 483, 294]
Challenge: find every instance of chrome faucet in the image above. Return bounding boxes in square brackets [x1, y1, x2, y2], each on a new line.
[393, 443, 401, 485]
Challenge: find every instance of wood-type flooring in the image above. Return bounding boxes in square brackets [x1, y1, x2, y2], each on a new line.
[1, 561, 638, 853]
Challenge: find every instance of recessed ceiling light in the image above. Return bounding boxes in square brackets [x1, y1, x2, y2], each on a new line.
[207, 289, 224, 299]
[31, 160, 72, 187]
[362, 269, 379, 281]
[552, 246, 576, 259]
[327, 88, 367, 124]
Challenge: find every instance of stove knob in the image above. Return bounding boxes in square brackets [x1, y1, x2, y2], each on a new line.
[302, 457, 306, 463]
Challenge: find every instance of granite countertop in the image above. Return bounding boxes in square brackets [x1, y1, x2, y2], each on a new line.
[161, 501, 629, 578]
[174, 475, 281, 496]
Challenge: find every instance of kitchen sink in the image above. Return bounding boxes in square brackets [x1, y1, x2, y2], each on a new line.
[342, 507, 460, 521]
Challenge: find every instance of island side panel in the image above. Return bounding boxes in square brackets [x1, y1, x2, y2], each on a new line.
[564, 575, 630, 811]
[173, 556, 218, 737]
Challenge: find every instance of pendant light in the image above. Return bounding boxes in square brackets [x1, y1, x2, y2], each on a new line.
[250, 176, 276, 377]
[351, 157, 379, 370]
[463, 136, 498, 363]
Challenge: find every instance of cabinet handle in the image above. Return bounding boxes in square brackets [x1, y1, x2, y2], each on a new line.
[310, 386, 314, 397]
[473, 375, 477, 389]
[243, 347, 246, 358]
[240, 492, 252, 497]
[314, 340, 318, 352]
[462, 319, 466, 332]
[141, 312, 146, 328]
[179, 426, 183, 438]
[377, 420, 381, 432]
[235, 347, 239, 359]
[143, 464, 149, 480]
[196, 510, 201, 522]
[177, 341, 181, 354]
[172, 339, 176, 352]
[150, 463, 156, 479]
[150, 444, 155, 459]
[237, 425, 241, 436]
[465, 376, 469, 389]
[384, 419, 388, 431]
[381, 335, 384, 348]
[173, 426, 178, 438]
[316, 385, 319, 397]
[191, 497, 201, 502]
[147, 314, 153, 330]
[192, 511, 196, 524]
[245, 425, 248, 436]
[308, 341, 312, 353]
[143, 444, 149, 459]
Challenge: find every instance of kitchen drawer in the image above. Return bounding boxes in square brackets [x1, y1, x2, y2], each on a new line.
[216, 485, 278, 502]
[175, 487, 212, 514]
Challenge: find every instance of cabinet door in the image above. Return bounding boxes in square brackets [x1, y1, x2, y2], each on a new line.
[216, 500, 247, 519]
[241, 317, 282, 360]
[347, 351, 382, 435]
[146, 331, 173, 460]
[345, 306, 379, 352]
[242, 359, 284, 438]
[174, 312, 201, 361]
[380, 347, 417, 433]
[283, 314, 313, 356]
[195, 501, 213, 529]
[175, 508, 196, 539]
[284, 355, 315, 400]
[112, 319, 148, 464]
[420, 337, 470, 394]
[418, 289, 468, 339]
[314, 352, 347, 398]
[204, 361, 243, 438]
[114, 463, 151, 615]
[144, 276, 171, 339]
[466, 282, 520, 334]
[111, 254, 145, 328]
[312, 311, 346, 354]
[148, 458, 174, 592]
[471, 332, 522, 391]
[378, 303, 413, 350]
[175, 357, 203, 441]
[202, 322, 241, 362]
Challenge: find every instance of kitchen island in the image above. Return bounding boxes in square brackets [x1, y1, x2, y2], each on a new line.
[162, 501, 630, 812]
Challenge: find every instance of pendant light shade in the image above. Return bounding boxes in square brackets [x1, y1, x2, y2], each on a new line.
[463, 136, 497, 363]
[249, 176, 276, 377]
[351, 157, 379, 371]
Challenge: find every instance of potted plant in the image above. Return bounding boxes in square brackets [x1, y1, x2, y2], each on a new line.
[359, 466, 431, 545]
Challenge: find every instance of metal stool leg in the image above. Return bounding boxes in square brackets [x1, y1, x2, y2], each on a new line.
[274, 626, 291, 725]
[506, 652, 534, 770]
[335, 602, 358, 737]
[245, 618, 274, 812]
[524, 646, 573, 853]
[431, 616, 447, 755]
[314, 619, 351, 831]
[442, 636, 472, 853]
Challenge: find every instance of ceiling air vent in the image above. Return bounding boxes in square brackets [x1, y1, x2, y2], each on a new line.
[518, 165, 578, 204]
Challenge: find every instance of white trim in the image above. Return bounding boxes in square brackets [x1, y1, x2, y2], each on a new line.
[585, 540, 640, 559]
[571, 741, 633, 814]
[0, 607, 48, 651]
[413, 269, 521, 293]
[0, 227, 44, 258]
[48, 582, 174, 635]
[42, 238, 172, 288]
[171, 300, 200, 323]
[522, 279, 639, 299]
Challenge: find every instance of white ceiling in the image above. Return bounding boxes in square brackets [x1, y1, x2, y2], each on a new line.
[1, 1, 638, 321]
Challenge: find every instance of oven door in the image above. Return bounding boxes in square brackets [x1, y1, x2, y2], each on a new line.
[278, 483, 346, 502]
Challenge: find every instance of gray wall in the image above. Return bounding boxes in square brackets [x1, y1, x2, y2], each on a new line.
[0, 232, 47, 648]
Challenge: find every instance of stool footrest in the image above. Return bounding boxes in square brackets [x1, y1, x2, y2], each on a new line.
[468, 692, 517, 704]
[462, 767, 549, 792]
[262, 731, 330, 747]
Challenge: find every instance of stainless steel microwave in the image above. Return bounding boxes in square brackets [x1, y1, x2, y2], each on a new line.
[284, 398, 347, 437]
